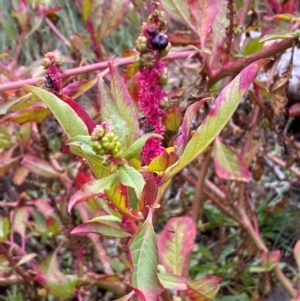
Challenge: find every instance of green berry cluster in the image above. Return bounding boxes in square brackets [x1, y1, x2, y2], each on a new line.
[91, 124, 123, 160]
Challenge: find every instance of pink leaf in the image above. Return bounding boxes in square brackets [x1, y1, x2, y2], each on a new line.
[157, 217, 196, 275]
[294, 240, 300, 272]
[11, 207, 31, 250]
[260, 250, 281, 271]
[213, 137, 250, 182]
[189, 0, 219, 49]
[289, 102, 300, 117]
[21, 155, 60, 179]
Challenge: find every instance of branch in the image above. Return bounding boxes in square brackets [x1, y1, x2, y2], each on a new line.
[191, 148, 212, 222]
[208, 38, 297, 87]
[0, 51, 195, 92]
[0, 243, 30, 281]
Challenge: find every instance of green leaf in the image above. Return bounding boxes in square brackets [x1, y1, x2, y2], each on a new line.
[117, 164, 145, 200]
[71, 219, 131, 238]
[161, 60, 265, 184]
[124, 133, 162, 160]
[0, 217, 10, 242]
[213, 137, 250, 182]
[68, 174, 118, 212]
[109, 63, 139, 146]
[158, 273, 187, 290]
[259, 33, 295, 43]
[24, 85, 88, 138]
[243, 37, 264, 56]
[97, 76, 128, 147]
[129, 209, 163, 301]
[160, 0, 192, 25]
[66, 135, 93, 147]
[82, 0, 93, 22]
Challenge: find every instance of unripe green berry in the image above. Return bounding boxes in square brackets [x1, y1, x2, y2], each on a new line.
[114, 141, 122, 151]
[135, 36, 148, 53]
[140, 52, 156, 68]
[112, 150, 122, 158]
[159, 97, 169, 109]
[135, 55, 142, 70]
[102, 141, 116, 151]
[158, 68, 168, 86]
[92, 141, 106, 155]
[159, 42, 172, 57]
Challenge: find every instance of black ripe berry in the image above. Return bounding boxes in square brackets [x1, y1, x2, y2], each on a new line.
[151, 33, 169, 50]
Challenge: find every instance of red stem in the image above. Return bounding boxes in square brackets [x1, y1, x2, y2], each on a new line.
[0, 51, 194, 92]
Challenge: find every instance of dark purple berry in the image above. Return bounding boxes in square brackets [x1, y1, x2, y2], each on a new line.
[151, 33, 169, 50]
[147, 26, 157, 36]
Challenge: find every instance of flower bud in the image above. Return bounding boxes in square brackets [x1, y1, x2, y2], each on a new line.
[41, 58, 51, 68]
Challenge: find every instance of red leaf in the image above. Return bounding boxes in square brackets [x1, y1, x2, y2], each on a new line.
[74, 171, 92, 190]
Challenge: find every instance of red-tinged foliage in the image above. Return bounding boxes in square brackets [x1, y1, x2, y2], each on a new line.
[213, 137, 250, 182]
[163, 106, 182, 131]
[0, 103, 51, 124]
[187, 276, 221, 301]
[74, 171, 92, 190]
[157, 217, 196, 275]
[1, 1, 300, 300]
[260, 250, 281, 271]
[128, 208, 164, 301]
[188, 0, 219, 49]
[59, 94, 96, 134]
[294, 240, 300, 271]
